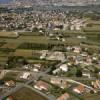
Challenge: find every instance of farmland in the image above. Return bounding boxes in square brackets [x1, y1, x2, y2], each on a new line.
[8, 87, 48, 100]
[0, 31, 18, 38]
[14, 49, 41, 58]
[1, 43, 19, 49]
[0, 28, 100, 67]
[82, 93, 100, 100]
[0, 19, 100, 70]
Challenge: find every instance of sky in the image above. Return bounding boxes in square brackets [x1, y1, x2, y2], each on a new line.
[0, 0, 11, 4]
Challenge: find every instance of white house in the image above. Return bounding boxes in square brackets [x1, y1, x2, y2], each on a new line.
[20, 72, 31, 79]
[60, 64, 68, 72]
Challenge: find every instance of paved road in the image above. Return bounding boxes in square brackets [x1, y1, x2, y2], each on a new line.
[0, 69, 97, 81]
[0, 69, 97, 100]
[0, 84, 22, 100]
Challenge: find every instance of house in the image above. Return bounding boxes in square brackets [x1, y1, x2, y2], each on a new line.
[23, 64, 31, 69]
[33, 64, 42, 72]
[86, 57, 92, 65]
[34, 81, 50, 91]
[73, 47, 81, 53]
[20, 72, 31, 79]
[33, 68, 39, 72]
[91, 80, 100, 89]
[62, 38, 65, 42]
[14, 32, 19, 37]
[53, 68, 61, 74]
[60, 64, 68, 72]
[57, 93, 70, 100]
[6, 96, 13, 100]
[46, 51, 65, 61]
[77, 36, 86, 39]
[80, 53, 88, 57]
[34, 64, 42, 68]
[50, 78, 69, 89]
[66, 46, 72, 52]
[50, 78, 62, 85]
[5, 80, 15, 87]
[82, 71, 91, 78]
[40, 50, 48, 59]
[73, 85, 85, 94]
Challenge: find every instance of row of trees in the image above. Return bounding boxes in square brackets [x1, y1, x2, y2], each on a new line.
[18, 42, 64, 50]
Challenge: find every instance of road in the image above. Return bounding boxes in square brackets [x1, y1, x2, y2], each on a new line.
[0, 84, 22, 100]
[0, 68, 97, 100]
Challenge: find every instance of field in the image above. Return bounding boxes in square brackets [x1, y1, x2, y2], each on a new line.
[1, 43, 19, 49]
[82, 93, 100, 100]
[0, 31, 18, 38]
[19, 32, 41, 36]
[0, 51, 8, 65]
[9, 87, 48, 100]
[87, 20, 100, 25]
[84, 19, 100, 32]
[0, 22, 100, 66]
[14, 49, 41, 58]
[84, 25, 100, 32]
[0, 35, 64, 45]
[0, 31, 99, 47]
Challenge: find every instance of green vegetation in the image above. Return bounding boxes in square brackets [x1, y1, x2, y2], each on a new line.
[41, 79, 82, 100]
[19, 32, 42, 36]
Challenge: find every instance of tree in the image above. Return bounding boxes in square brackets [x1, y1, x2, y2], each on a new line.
[76, 69, 82, 77]
[32, 27, 38, 32]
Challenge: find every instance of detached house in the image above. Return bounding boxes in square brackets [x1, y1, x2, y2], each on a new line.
[34, 81, 50, 91]
[57, 93, 70, 100]
[73, 85, 85, 94]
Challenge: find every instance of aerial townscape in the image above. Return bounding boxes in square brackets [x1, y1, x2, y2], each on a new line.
[0, 0, 100, 100]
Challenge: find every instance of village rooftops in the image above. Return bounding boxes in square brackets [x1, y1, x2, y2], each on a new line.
[73, 85, 85, 94]
[34, 81, 50, 91]
[5, 80, 15, 87]
[6, 96, 13, 100]
[57, 93, 70, 100]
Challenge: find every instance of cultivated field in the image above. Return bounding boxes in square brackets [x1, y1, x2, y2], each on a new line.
[10, 87, 48, 100]
[0, 31, 18, 37]
[1, 43, 19, 49]
[14, 49, 41, 58]
[84, 20, 100, 32]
